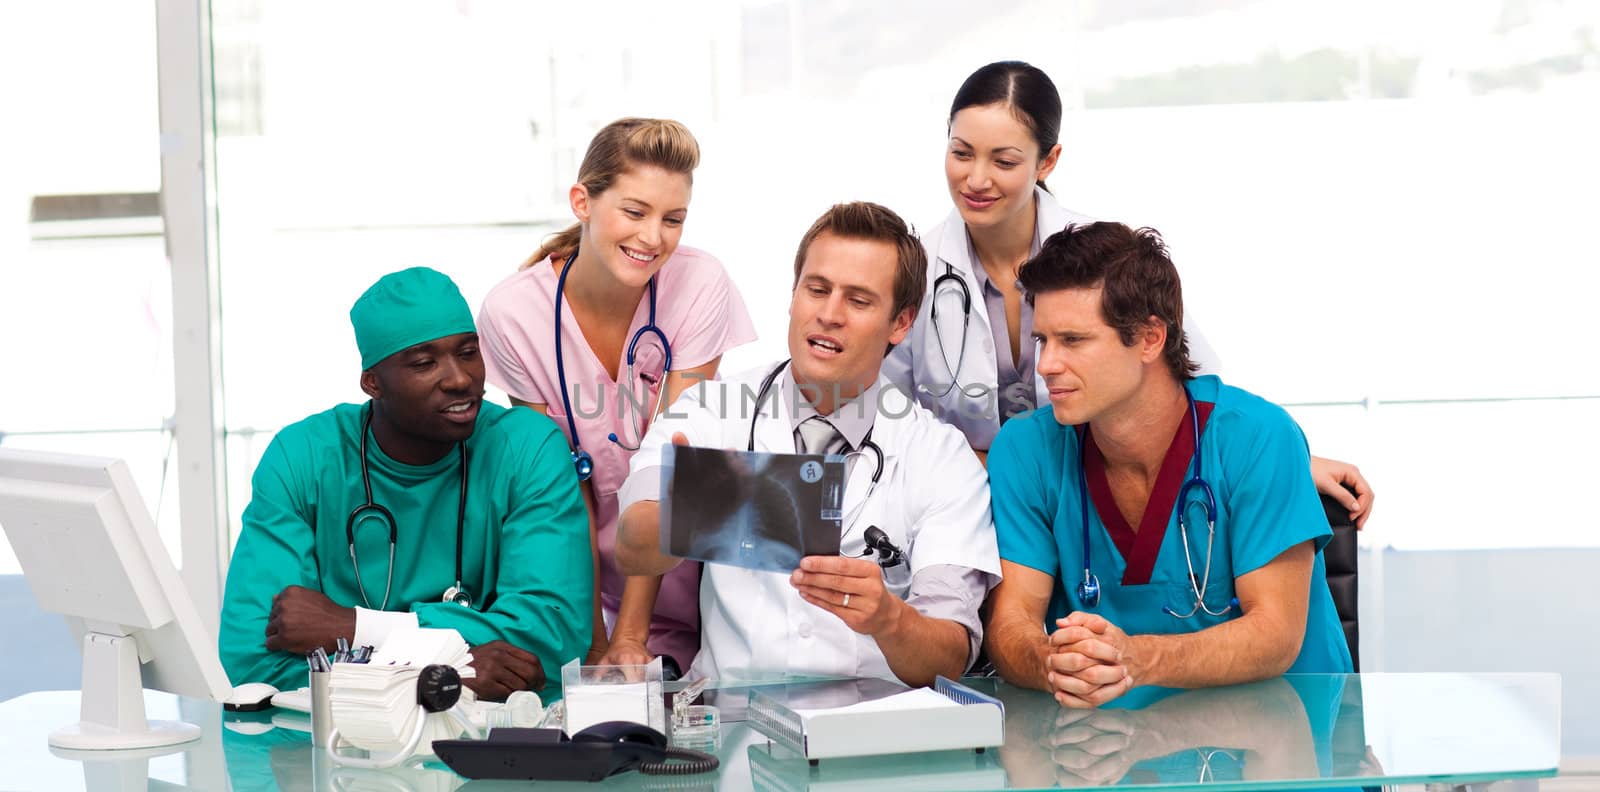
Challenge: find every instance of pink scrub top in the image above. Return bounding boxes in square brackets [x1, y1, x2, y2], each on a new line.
[476, 245, 757, 671]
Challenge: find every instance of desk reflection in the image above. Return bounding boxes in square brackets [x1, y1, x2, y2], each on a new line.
[3, 673, 1561, 791]
[224, 718, 465, 792]
[994, 676, 1357, 788]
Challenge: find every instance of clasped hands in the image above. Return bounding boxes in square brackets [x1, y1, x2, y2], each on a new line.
[1039, 707, 1155, 786]
[1001, 665, 1160, 788]
[1045, 612, 1136, 708]
[265, 585, 544, 701]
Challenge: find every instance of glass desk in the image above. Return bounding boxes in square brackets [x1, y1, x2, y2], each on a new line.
[0, 673, 1562, 791]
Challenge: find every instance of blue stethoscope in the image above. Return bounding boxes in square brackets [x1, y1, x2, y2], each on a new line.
[1075, 385, 1237, 619]
[553, 248, 672, 481]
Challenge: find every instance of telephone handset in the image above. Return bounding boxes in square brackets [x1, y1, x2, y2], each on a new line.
[570, 719, 670, 767]
[433, 721, 719, 781]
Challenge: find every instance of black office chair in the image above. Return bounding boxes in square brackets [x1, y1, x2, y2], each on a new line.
[1319, 496, 1374, 792]
[1319, 493, 1360, 671]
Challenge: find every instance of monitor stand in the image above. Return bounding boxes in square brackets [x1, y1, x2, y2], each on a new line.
[49, 630, 202, 750]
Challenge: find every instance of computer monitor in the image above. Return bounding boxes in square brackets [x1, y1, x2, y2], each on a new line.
[0, 448, 232, 750]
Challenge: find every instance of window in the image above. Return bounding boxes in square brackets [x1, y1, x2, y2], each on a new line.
[0, 0, 173, 695]
[203, 0, 1599, 553]
[0, 0, 178, 572]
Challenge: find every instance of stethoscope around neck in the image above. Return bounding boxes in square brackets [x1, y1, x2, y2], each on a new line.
[749, 360, 888, 543]
[346, 403, 473, 610]
[553, 247, 672, 481]
[927, 261, 974, 398]
[1074, 385, 1236, 619]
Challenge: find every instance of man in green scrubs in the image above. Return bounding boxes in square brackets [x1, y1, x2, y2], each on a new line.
[219, 267, 592, 700]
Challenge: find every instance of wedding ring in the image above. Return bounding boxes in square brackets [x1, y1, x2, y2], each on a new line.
[842, 593, 851, 608]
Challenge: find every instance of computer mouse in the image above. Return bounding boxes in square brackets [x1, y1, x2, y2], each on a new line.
[223, 681, 280, 712]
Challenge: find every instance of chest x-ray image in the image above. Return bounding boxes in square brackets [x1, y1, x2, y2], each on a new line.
[661, 444, 844, 573]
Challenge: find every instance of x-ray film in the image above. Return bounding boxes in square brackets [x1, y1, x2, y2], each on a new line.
[660, 445, 844, 573]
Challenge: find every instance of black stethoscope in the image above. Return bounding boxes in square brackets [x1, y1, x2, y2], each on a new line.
[928, 261, 974, 398]
[1074, 385, 1235, 618]
[346, 403, 473, 610]
[749, 360, 887, 540]
[553, 248, 673, 481]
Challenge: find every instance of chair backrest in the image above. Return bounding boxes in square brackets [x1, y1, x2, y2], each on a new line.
[1319, 494, 1360, 671]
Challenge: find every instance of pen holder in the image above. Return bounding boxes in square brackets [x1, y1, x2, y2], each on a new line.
[309, 669, 333, 750]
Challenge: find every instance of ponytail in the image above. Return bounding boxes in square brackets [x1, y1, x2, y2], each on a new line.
[520, 223, 582, 270]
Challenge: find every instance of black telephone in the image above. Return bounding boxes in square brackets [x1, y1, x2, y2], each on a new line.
[434, 721, 718, 782]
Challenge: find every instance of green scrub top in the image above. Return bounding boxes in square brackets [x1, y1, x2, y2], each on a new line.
[219, 401, 593, 691]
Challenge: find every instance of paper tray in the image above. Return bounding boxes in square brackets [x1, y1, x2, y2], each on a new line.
[748, 676, 1003, 761]
[748, 739, 1006, 791]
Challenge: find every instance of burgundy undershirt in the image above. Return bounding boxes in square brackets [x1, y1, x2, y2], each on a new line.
[1081, 401, 1216, 586]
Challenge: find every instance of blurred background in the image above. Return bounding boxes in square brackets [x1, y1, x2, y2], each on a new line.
[1, 0, 1597, 759]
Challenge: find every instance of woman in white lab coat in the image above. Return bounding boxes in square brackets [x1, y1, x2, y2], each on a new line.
[883, 61, 1374, 526]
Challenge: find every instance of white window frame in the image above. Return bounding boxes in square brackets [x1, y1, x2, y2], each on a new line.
[155, 0, 227, 633]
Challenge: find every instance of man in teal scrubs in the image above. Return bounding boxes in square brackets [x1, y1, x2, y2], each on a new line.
[984, 223, 1351, 709]
[219, 267, 592, 699]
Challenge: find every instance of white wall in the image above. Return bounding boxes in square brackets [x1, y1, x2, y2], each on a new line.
[1361, 547, 1600, 766]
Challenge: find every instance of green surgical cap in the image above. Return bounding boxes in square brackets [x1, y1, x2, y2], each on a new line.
[349, 267, 476, 370]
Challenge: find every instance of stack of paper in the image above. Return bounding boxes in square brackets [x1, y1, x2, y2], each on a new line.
[329, 628, 476, 754]
[564, 681, 652, 734]
[791, 687, 960, 725]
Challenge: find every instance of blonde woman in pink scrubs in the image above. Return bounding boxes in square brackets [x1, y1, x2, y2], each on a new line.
[477, 118, 756, 674]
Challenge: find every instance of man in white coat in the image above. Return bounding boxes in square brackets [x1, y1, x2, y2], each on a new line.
[615, 202, 1000, 687]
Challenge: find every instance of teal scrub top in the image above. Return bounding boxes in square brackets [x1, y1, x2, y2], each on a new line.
[219, 401, 593, 691]
[989, 375, 1352, 674]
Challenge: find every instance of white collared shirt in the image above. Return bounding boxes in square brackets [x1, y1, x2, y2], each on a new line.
[617, 361, 1000, 683]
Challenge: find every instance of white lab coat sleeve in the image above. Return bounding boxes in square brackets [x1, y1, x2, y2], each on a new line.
[905, 565, 993, 668]
[616, 378, 726, 513]
[903, 420, 1001, 580]
[882, 332, 917, 400]
[1183, 306, 1223, 377]
[884, 238, 944, 407]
